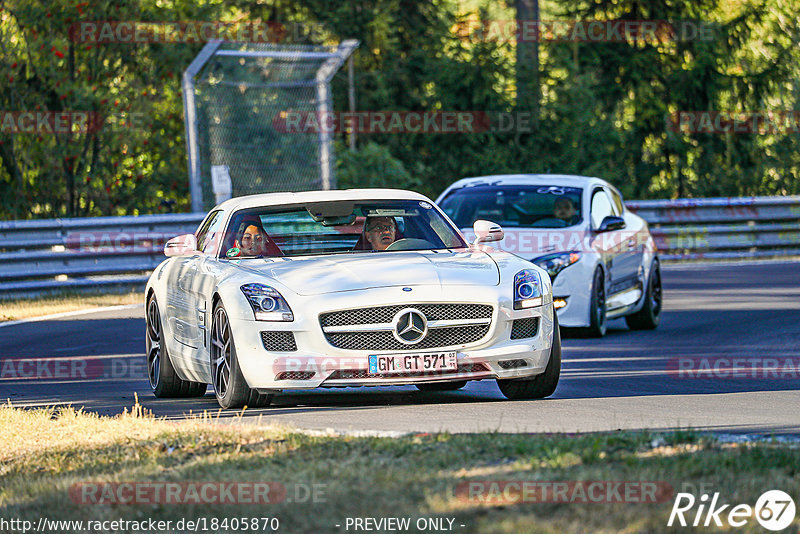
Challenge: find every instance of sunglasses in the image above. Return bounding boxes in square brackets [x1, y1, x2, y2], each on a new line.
[367, 223, 395, 233]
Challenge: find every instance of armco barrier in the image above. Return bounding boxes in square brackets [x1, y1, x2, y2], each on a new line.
[0, 213, 204, 298]
[0, 196, 798, 298]
[625, 196, 800, 261]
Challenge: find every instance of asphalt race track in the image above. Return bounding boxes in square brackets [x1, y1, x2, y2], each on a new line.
[1, 261, 798, 436]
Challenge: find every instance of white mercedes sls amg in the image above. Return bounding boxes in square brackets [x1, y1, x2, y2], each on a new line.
[145, 189, 559, 408]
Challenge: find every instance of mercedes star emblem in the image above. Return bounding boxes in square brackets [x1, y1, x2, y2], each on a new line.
[393, 308, 428, 344]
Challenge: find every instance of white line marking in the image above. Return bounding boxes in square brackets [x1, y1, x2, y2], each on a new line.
[0, 304, 143, 329]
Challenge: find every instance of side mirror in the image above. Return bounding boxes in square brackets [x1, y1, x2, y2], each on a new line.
[473, 220, 504, 245]
[164, 234, 198, 257]
[597, 215, 626, 233]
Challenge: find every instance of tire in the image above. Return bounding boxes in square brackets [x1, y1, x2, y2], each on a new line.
[574, 266, 607, 338]
[625, 259, 662, 330]
[210, 301, 273, 409]
[497, 314, 561, 400]
[416, 381, 468, 392]
[146, 295, 207, 398]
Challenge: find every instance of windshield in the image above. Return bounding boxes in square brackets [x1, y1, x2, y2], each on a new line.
[439, 185, 584, 229]
[217, 199, 468, 258]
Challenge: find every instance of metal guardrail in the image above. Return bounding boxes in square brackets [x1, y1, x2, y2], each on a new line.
[0, 196, 798, 298]
[626, 196, 800, 261]
[0, 213, 204, 298]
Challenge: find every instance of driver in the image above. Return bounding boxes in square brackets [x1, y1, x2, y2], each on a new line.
[553, 197, 578, 225]
[362, 216, 398, 251]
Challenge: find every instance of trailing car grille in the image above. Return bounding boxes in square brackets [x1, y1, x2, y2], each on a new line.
[327, 363, 491, 380]
[320, 304, 492, 327]
[499, 358, 529, 369]
[320, 304, 493, 351]
[510, 318, 539, 340]
[276, 371, 315, 380]
[325, 325, 490, 351]
[261, 331, 297, 352]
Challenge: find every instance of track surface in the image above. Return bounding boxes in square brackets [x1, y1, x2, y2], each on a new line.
[1, 262, 798, 435]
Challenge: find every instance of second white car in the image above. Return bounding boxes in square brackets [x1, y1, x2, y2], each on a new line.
[437, 174, 662, 337]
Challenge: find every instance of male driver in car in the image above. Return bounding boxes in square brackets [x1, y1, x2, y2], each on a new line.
[553, 197, 579, 226]
[363, 216, 398, 251]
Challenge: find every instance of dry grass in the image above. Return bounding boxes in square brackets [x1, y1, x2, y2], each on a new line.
[0, 291, 142, 322]
[1, 404, 798, 533]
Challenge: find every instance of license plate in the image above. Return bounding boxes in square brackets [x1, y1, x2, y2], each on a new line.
[368, 352, 457, 375]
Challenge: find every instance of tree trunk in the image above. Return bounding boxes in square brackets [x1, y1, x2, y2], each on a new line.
[515, 0, 540, 125]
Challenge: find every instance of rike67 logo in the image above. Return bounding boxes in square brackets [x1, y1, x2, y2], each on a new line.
[668, 490, 796, 531]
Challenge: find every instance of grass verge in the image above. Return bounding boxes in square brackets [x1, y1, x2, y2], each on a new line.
[1, 404, 798, 533]
[0, 292, 141, 322]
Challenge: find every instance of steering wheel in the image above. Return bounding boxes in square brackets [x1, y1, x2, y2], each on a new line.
[385, 238, 437, 251]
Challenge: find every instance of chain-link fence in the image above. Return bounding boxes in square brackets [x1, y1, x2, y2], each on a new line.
[182, 40, 359, 212]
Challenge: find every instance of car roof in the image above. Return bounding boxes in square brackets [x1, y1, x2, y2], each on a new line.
[442, 174, 609, 191]
[214, 188, 432, 212]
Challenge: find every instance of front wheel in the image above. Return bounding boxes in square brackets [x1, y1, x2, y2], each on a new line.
[210, 302, 273, 409]
[575, 266, 607, 338]
[497, 315, 561, 400]
[146, 295, 207, 398]
[625, 260, 662, 330]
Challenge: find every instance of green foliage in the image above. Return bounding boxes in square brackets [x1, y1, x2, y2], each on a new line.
[0, 0, 799, 219]
[335, 141, 419, 191]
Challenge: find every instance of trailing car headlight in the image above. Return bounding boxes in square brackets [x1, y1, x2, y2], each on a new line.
[514, 269, 543, 309]
[240, 283, 294, 322]
[532, 251, 582, 281]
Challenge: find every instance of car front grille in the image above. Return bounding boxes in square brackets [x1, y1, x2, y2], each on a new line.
[327, 362, 491, 380]
[261, 331, 297, 352]
[324, 325, 490, 351]
[320, 304, 494, 352]
[510, 318, 539, 340]
[320, 304, 492, 327]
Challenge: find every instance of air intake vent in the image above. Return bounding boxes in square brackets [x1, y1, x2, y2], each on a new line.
[510, 318, 539, 340]
[261, 331, 297, 352]
[498, 359, 529, 369]
[327, 363, 491, 380]
[276, 371, 315, 380]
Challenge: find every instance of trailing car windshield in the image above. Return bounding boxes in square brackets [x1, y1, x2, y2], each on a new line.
[440, 185, 584, 228]
[217, 199, 468, 258]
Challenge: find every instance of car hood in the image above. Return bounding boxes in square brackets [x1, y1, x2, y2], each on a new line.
[232, 250, 500, 296]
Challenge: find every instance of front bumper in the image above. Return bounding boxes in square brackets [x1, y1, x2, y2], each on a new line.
[229, 285, 555, 390]
[548, 258, 596, 328]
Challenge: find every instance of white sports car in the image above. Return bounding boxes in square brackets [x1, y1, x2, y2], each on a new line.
[145, 189, 560, 408]
[437, 175, 662, 337]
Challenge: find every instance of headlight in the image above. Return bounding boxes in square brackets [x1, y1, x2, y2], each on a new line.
[514, 269, 543, 309]
[532, 251, 581, 281]
[240, 283, 294, 321]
